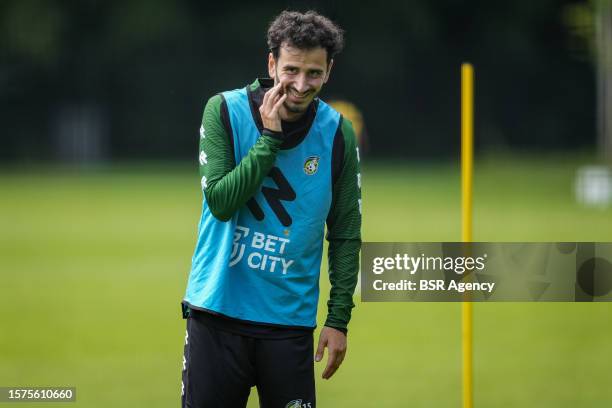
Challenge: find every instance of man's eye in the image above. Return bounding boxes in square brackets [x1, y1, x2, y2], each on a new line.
[309, 71, 322, 78]
[286, 68, 298, 74]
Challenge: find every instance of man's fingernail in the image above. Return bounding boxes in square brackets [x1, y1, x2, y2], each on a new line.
[315, 355, 321, 361]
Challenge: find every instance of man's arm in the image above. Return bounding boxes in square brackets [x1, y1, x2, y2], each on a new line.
[325, 117, 362, 331]
[315, 117, 362, 379]
[199, 88, 285, 221]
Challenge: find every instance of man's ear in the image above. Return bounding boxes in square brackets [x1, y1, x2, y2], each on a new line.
[324, 59, 334, 83]
[268, 52, 276, 79]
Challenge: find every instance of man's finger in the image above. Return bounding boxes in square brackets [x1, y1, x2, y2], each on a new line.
[261, 83, 276, 108]
[336, 349, 346, 366]
[322, 350, 338, 379]
[336, 351, 346, 371]
[262, 85, 271, 108]
[263, 83, 282, 109]
[315, 334, 326, 362]
[270, 94, 287, 116]
[323, 362, 340, 379]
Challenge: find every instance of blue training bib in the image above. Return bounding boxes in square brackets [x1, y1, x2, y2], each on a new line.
[184, 86, 340, 327]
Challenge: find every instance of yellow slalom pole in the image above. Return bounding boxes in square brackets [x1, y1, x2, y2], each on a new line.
[461, 63, 474, 408]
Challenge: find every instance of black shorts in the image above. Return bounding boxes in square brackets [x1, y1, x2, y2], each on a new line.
[181, 310, 316, 408]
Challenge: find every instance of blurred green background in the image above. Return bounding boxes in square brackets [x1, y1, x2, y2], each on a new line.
[1, 156, 611, 407]
[2, 0, 612, 406]
[1, 0, 607, 161]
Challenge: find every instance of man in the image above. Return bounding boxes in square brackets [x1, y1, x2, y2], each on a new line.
[181, 10, 361, 408]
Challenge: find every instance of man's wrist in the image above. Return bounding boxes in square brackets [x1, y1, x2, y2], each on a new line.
[324, 325, 347, 335]
[323, 322, 348, 335]
[262, 128, 284, 140]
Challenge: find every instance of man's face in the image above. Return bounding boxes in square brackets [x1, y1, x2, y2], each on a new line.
[268, 43, 333, 121]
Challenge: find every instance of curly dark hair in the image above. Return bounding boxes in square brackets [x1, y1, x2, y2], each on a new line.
[267, 10, 344, 63]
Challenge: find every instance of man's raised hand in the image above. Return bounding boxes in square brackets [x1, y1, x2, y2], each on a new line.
[259, 82, 287, 132]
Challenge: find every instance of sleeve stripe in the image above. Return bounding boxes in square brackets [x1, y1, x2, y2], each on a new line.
[331, 115, 345, 188]
[219, 94, 235, 167]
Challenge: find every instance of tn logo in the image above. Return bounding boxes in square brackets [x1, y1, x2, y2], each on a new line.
[229, 226, 250, 266]
[247, 167, 296, 226]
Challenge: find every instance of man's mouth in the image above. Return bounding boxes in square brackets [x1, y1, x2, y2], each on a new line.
[287, 88, 310, 102]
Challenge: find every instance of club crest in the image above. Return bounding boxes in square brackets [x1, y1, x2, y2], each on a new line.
[285, 400, 303, 408]
[303, 156, 320, 175]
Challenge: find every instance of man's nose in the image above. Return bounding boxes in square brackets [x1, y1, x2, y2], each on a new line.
[293, 74, 308, 93]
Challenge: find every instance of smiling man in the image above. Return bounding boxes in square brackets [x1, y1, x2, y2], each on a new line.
[181, 10, 361, 408]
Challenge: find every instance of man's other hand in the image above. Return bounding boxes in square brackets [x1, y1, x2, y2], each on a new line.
[315, 326, 347, 380]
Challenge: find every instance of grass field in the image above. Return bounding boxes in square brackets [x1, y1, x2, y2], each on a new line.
[1, 154, 611, 407]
